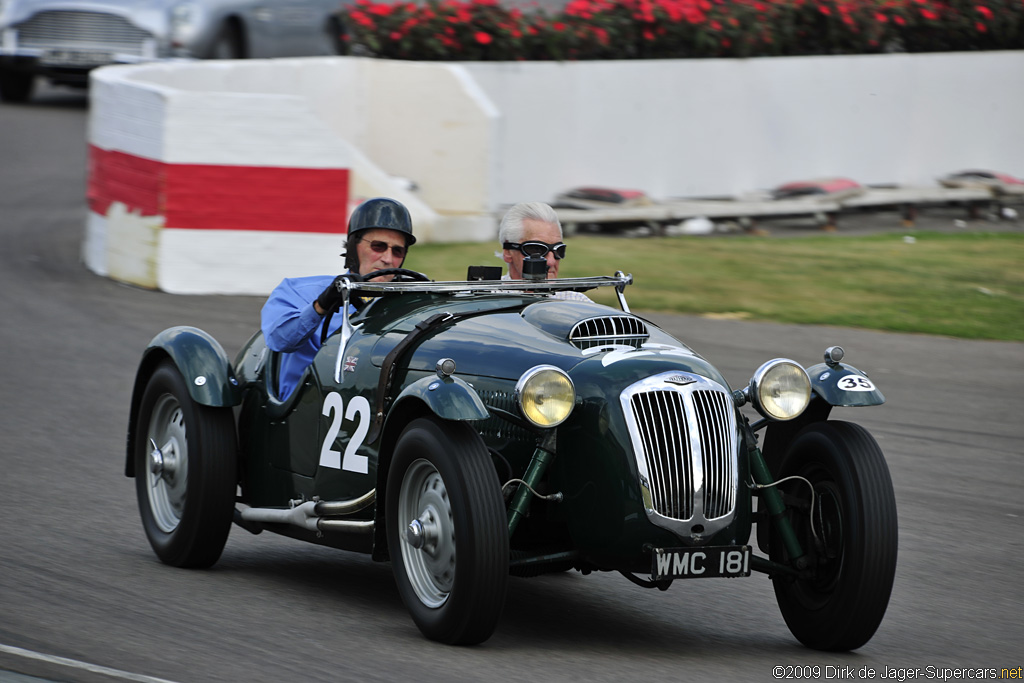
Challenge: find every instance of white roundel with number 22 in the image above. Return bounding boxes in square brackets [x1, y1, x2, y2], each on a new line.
[837, 374, 876, 392]
[319, 392, 371, 473]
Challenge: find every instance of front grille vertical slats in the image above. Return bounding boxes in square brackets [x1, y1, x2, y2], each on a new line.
[692, 391, 713, 514]
[630, 390, 695, 520]
[654, 392, 674, 518]
[692, 389, 734, 519]
[633, 393, 667, 514]
[667, 391, 692, 519]
[624, 373, 737, 535]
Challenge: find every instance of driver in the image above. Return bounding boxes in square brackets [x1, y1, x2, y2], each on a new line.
[261, 197, 417, 399]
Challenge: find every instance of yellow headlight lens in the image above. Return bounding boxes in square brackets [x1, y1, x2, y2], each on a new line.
[750, 359, 811, 421]
[515, 366, 575, 428]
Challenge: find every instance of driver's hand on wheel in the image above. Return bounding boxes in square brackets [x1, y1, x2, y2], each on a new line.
[315, 273, 362, 315]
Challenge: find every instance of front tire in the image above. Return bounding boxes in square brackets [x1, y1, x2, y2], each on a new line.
[387, 417, 509, 645]
[134, 360, 238, 568]
[770, 421, 897, 651]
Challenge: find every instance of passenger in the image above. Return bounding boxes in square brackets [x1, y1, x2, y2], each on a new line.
[499, 202, 590, 301]
[261, 197, 416, 399]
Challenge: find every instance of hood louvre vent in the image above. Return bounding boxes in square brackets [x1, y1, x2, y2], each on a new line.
[570, 316, 649, 350]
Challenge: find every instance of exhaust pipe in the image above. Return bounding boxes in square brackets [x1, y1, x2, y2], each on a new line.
[313, 489, 375, 516]
[237, 491, 375, 535]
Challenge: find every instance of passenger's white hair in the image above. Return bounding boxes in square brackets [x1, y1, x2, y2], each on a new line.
[498, 202, 562, 243]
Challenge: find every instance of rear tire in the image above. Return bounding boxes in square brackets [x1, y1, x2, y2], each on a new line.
[770, 421, 897, 651]
[387, 417, 509, 644]
[0, 68, 35, 103]
[134, 360, 238, 568]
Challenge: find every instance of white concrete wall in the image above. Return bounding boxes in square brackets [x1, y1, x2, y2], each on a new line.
[462, 51, 1024, 202]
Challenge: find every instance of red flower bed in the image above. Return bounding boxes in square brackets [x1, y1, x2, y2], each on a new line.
[337, 0, 1023, 59]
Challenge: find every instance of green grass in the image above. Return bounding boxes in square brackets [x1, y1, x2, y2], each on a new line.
[411, 231, 1024, 341]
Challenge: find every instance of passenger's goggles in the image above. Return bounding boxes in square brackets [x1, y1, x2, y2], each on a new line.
[503, 241, 567, 260]
[362, 239, 407, 259]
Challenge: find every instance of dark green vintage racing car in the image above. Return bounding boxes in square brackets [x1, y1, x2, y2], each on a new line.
[126, 270, 897, 649]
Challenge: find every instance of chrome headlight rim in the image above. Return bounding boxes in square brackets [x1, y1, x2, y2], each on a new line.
[514, 364, 575, 429]
[746, 358, 811, 422]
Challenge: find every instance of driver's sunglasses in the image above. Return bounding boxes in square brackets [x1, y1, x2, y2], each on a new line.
[362, 239, 406, 259]
[503, 240, 567, 260]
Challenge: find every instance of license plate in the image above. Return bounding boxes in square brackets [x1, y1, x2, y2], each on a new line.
[40, 49, 113, 66]
[652, 545, 751, 580]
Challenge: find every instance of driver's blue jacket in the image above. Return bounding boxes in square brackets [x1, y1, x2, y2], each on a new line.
[261, 275, 351, 400]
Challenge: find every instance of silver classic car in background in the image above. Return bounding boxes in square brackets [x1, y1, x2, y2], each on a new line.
[0, 0, 346, 102]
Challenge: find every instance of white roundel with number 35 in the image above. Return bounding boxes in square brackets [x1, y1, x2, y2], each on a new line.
[836, 374, 876, 392]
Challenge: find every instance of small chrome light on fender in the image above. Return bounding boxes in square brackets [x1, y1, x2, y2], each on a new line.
[515, 365, 575, 428]
[746, 359, 811, 421]
[824, 346, 845, 367]
[435, 358, 456, 378]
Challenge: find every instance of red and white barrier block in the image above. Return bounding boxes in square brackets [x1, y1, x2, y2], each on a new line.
[84, 60, 442, 295]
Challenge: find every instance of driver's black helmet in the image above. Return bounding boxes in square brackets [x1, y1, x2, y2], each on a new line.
[344, 197, 415, 271]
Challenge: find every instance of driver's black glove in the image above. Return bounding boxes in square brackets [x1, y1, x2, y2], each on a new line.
[316, 273, 362, 314]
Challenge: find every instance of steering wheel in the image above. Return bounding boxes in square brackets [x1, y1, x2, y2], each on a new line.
[319, 268, 431, 346]
[360, 268, 431, 282]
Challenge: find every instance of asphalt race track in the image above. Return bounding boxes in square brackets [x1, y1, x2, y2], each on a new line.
[2, 83, 1023, 683]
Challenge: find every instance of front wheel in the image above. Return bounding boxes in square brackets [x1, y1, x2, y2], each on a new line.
[134, 360, 238, 568]
[386, 417, 509, 644]
[770, 421, 897, 651]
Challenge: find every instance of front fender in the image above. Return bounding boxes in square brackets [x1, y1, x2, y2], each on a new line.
[759, 362, 884, 483]
[389, 374, 490, 422]
[371, 374, 490, 561]
[806, 362, 885, 407]
[125, 326, 240, 477]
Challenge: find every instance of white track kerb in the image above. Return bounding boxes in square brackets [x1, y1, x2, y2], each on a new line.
[85, 52, 1024, 295]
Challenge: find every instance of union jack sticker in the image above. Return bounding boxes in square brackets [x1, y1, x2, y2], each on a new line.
[344, 356, 358, 373]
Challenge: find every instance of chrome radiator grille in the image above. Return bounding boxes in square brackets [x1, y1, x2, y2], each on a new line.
[629, 389, 694, 519]
[15, 11, 151, 55]
[691, 389, 735, 518]
[622, 372, 738, 537]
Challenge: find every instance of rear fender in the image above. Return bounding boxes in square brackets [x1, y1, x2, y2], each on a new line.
[125, 326, 240, 477]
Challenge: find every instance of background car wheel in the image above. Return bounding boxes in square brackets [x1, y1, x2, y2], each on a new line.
[387, 417, 509, 645]
[0, 69, 35, 103]
[328, 17, 347, 55]
[770, 420, 898, 651]
[134, 360, 237, 568]
[207, 23, 245, 59]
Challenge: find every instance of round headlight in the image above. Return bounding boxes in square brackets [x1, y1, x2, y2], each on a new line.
[515, 365, 575, 428]
[748, 359, 811, 421]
